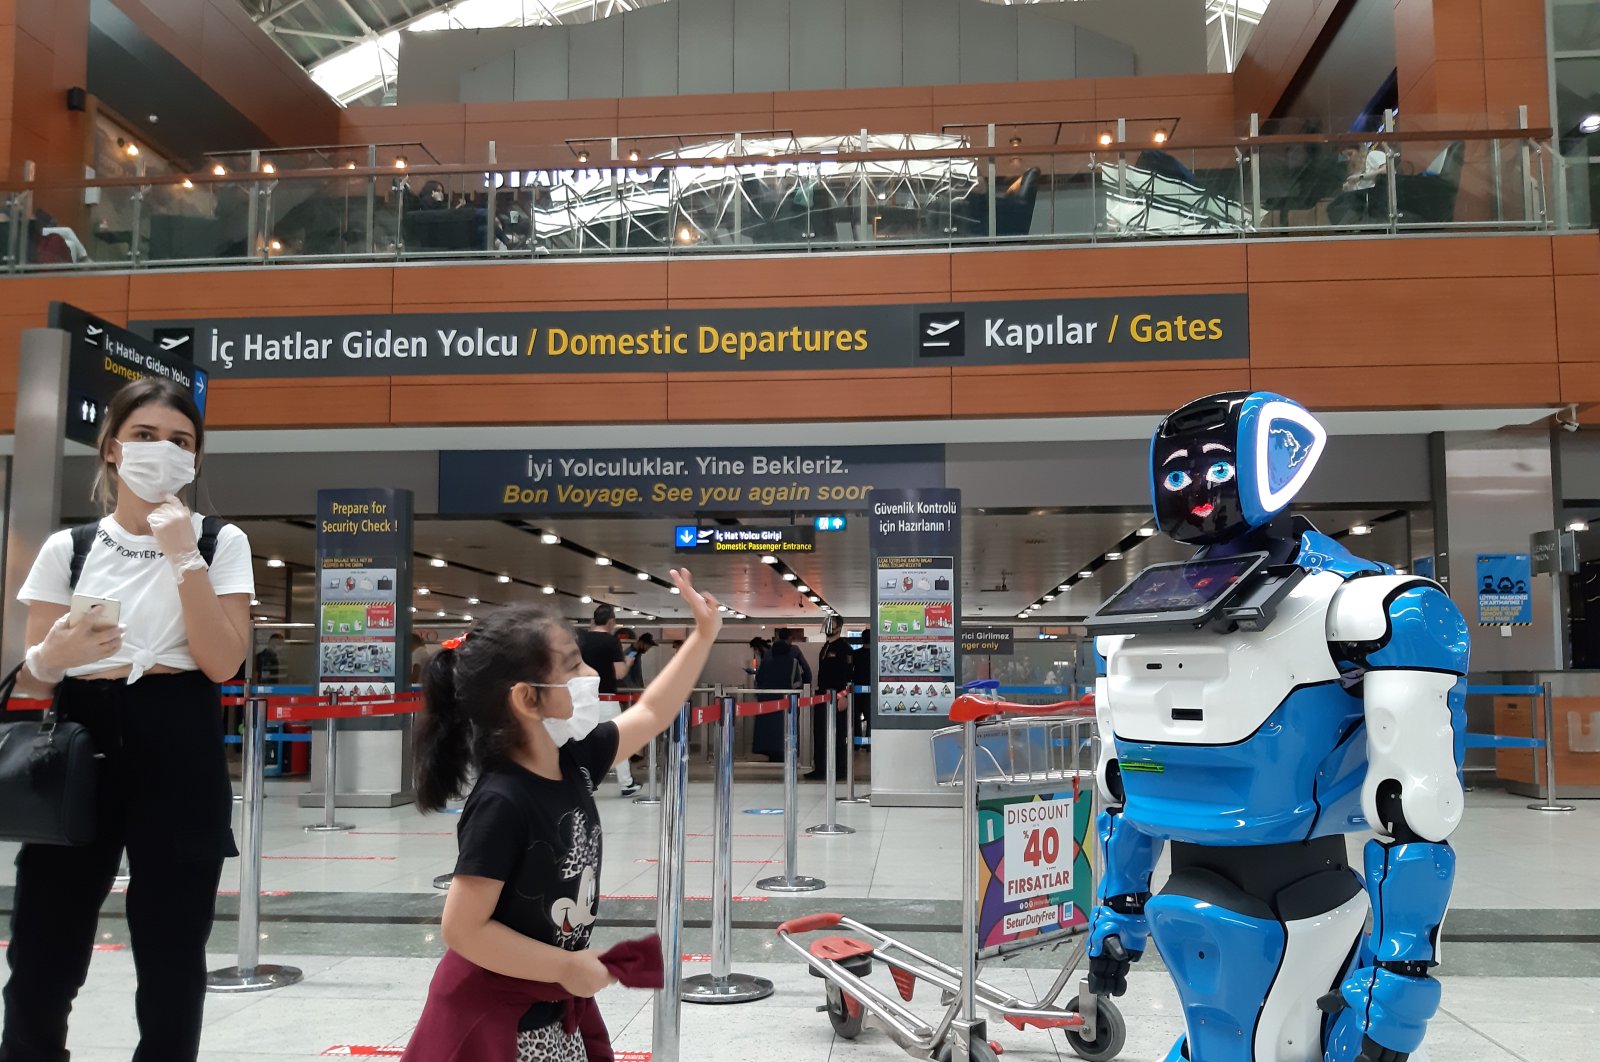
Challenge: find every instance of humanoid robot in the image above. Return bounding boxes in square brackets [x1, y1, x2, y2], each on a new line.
[1081, 391, 1468, 1062]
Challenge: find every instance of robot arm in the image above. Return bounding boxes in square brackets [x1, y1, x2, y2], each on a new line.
[1327, 581, 1469, 1061]
[1085, 645, 1165, 997]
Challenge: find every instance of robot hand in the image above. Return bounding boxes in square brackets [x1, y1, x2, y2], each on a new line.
[1333, 964, 1440, 1062]
[1085, 905, 1147, 997]
[1355, 1035, 1409, 1062]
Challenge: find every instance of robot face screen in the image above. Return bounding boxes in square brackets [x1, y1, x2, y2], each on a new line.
[1154, 427, 1246, 543]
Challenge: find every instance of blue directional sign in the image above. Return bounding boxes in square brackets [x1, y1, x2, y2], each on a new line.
[675, 525, 698, 548]
[814, 515, 847, 531]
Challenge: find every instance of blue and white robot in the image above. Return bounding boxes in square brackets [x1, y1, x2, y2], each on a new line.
[1081, 391, 1468, 1062]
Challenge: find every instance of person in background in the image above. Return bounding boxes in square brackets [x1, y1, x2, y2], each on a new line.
[776, 627, 813, 689]
[576, 605, 637, 797]
[624, 633, 656, 689]
[410, 632, 430, 686]
[3, 377, 255, 1062]
[745, 636, 770, 678]
[408, 569, 722, 1062]
[255, 631, 285, 684]
[851, 627, 873, 739]
[751, 634, 805, 763]
[811, 618, 854, 781]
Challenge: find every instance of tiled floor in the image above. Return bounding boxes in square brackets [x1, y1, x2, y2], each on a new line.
[0, 776, 1592, 1061]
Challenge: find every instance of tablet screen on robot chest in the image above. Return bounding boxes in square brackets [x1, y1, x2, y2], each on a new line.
[1084, 553, 1267, 635]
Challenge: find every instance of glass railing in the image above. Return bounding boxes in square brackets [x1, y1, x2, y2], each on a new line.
[0, 125, 1563, 273]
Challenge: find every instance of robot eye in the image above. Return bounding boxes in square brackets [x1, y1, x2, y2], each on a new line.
[1205, 461, 1236, 485]
[1163, 470, 1192, 492]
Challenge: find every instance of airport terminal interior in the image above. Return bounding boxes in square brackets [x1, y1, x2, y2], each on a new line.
[3, 0, 1600, 1060]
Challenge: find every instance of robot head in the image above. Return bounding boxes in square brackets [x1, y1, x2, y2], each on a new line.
[1150, 391, 1327, 545]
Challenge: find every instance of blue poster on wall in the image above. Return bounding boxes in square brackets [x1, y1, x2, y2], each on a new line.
[1475, 553, 1532, 626]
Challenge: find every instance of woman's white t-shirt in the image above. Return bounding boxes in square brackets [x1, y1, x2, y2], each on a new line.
[18, 515, 255, 679]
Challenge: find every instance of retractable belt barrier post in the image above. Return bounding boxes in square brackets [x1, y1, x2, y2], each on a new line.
[682, 691, 774, 1005]
[1532, 680, 1576, 813]
[841, 688, 868, 805]
[208, 695, 304, 993]
[636, 729, 662, 806]
[807, 690, 855, 836]
[1463, 683, 1575, 813]
[652, 698, 692, 1062]
[757, 691, 825, 893]
[306, 692, 354, 833]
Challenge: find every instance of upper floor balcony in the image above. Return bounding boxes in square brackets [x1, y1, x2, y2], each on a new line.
[0, 115, 1567, 273]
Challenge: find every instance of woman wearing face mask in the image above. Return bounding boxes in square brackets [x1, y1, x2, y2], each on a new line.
[407, 568, 721, 1062]
[3, 377, 254, 1062]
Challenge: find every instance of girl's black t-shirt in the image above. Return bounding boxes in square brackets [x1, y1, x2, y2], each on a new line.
[454, 721, 621, 1030]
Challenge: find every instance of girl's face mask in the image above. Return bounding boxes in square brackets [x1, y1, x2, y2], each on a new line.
[530, 675, 602, 746]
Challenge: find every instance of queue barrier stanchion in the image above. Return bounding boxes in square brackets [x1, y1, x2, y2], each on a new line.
[208, 695, 304, 993]
[807, 691, 855, 836]
[306, 692, 354, 833]
[842, 687, 869, 805]
[1531, 680, 1576, 813]
[636, 727, 663, 806]
[757, 691, 826, 893]
[682, 692, 774, 1005]
[1464, 683, 1576, 814]
[652, 698, 692, 1062]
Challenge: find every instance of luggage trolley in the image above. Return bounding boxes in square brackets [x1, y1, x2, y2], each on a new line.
[776, 680, 1125, 1062]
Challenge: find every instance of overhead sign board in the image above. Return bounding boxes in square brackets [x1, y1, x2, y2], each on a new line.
[673, 526, 816, 554]
[871, 488, 962, 730]
[317, 488, 413, 698]
[51, 303, 208, 446]
[134, 293, 1248, 380]
[960, 627, 1014, 655]
[440, 445, 944, 516]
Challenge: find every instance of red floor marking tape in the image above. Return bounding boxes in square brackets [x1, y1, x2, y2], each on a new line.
[320, 1047, 405, 1057]
[263, 855, 398, 861]
[600, 894, 770, 903]
[615, 1053, 651, 1062]
[682, 953, 711, 962]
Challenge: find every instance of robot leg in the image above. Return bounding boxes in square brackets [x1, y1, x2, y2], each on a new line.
[1148, 864, 1366, 1062]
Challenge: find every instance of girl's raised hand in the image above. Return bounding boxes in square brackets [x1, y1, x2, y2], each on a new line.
[668, 568, 722, 638]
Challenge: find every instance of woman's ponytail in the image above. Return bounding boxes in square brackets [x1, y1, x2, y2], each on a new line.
[414, 647, 470, 812]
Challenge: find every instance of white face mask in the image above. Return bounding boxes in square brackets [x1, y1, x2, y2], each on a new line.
[538, 675, 603, 746]
[115, 440, 196, 503]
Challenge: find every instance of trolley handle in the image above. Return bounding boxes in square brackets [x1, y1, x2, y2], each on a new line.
[775, 912, 844, 936]
[948, 692, 1095, 724]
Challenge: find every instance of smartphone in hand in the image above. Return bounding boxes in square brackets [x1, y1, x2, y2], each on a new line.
[69, 594, 121, 626]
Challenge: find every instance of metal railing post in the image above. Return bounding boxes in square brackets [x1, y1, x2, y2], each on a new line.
[842, 688, 868, 804]
[757, 692, 825, 892]
[1529, 680, 1575, 812]
[681, 693, 774, 1004]
[307, 695, 353, 832]
[1248, 113, 1262, 232]
[1383, 108, 1399, 233]
[808, 691, 854, 836]
[635, 727, 663, 805]
[651, 702, 691, 1061]
[208, 696, 303, 992]
[364, 144, 377, 255]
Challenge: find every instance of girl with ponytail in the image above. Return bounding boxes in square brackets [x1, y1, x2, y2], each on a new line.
[407, 568, 723, 1062]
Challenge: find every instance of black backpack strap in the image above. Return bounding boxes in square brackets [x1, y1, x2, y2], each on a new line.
[197, 516, 226, 567]
[68, 523, 99, 591]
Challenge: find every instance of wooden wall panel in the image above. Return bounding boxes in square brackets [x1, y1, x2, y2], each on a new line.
[1553, 235, 1600, 276]
[1560, 364, 1600, 406]
[668, 254, 949, 302]
[1233, 0, 1346, 120]
[1251, 363, 1561, 409]
[391, 374, 669, 425]
[128, 269, 396, 317]
[953, 244, 1247, 295]
[667, 369, 951, 422]
[1555, 276, 1600, 363]
[1479, 0, 1547, 61]
[952, 361, 1250, 417]
[392, 261, 669, 309]
[206, 378, 392, 429]
[1247, 236, 1552, 283]
[1248, 276, 1556, 367]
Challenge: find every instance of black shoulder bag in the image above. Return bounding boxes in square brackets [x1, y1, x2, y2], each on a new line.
[0, 518, 225, 846]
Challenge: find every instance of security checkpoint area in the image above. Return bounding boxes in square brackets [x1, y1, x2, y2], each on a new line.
[0, 401, 1594, 1062]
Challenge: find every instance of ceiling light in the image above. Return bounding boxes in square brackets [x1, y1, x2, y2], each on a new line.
[462, 614, 473, 623]
[417, 587, 431, 596]
[212, 164, 227, 176]
[541, 532, 560, 545]
[1153, 130, 1168, 144]
[717, 604, 728, 612]
[1078, 571, 1093, 579]
[409, 606, 417, 613]
[1059, 584, 1071, 592]
[760, 555, 779, 565]
[266, 558, 285, 568]
[595, 557, 611, 566]
[250, 598, 260, 606]
[1137, 527, 1157, 537]
[576, 149, 589, 163]
[1017, 612, 1029, 619]
[1349, 524, 1373, 536]
[1392, 570, 1406, 578]
[669, 587, 681, 594]
[261, 161, 275, 174]
[345, 160, 357, 170]
[627, 149, 640, 162]
[796, 585, 810, 593]
[678, 226, 695, 244]
[1043, 595, 1055, 602]
[497, 574, 512, 584]
[267, 239, 283, 252]
[393, 156, 408, 169]
[1009, 136, 1022, 148]
[1105, 551, 1124, 561]
[1098, 132, 1113, 147]
[435, 610, 446, 617]
[782, 573, 797, 581]
[125, 143, 140, 158]
[542, 586, 555, 595]
[580, 595, 593, 604]
[1581, 114, 1600, 135]
[467, 597, 480, 606]
[808, 596, 820, 603]
[180, 178, 193, 189]
[636, 571, 651, 581]
[430, 558, 447, 568]
[1568, 520, 1590, 532]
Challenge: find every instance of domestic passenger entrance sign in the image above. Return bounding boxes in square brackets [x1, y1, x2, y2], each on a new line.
[50, 303, 207, 447]
[316, 489, 414, 697]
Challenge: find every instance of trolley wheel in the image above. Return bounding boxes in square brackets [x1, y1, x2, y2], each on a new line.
[934, 1040, 1001, 1062]
[1062, 996, 1126, 1062]
[824, 981, 866, 1039]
